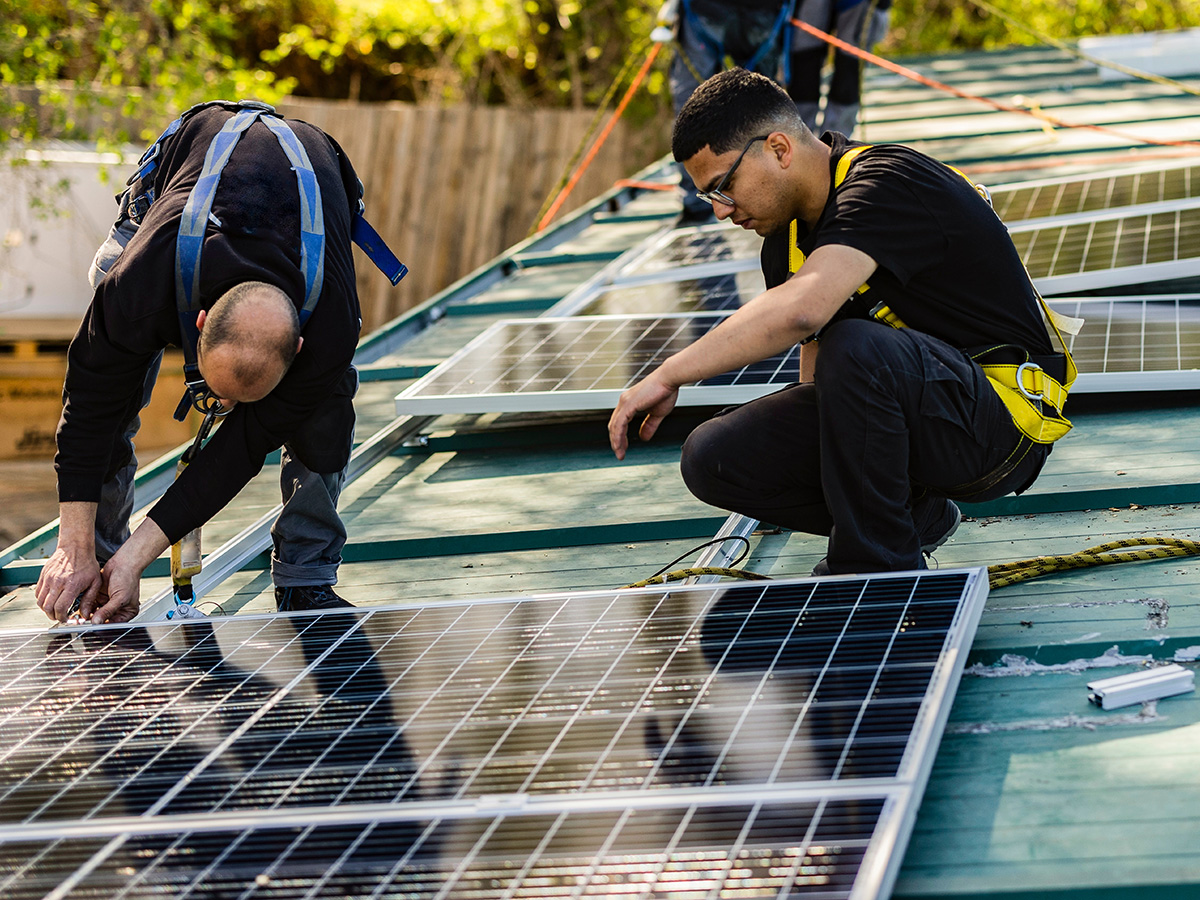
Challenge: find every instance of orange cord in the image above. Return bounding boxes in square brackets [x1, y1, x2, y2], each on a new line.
[792, 18, 1200, 151]
[537, 42, 664, 232]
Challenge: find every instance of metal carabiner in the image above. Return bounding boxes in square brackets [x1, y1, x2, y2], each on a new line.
[1015, 361, 1044, 401]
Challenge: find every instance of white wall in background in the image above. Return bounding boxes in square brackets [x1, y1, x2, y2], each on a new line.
[0, 147, 134, 320]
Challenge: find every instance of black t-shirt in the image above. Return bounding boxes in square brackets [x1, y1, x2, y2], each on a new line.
[762, 133, 1054, 359]
[56, 106, 363, 543]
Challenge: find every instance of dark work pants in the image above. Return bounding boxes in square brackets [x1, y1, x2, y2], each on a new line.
[680, 320, 1050, 573]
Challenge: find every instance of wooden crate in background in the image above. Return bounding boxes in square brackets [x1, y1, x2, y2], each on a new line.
[0, 319, 197, 460]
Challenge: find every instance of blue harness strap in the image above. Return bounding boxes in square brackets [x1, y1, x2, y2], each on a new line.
[157, 101, 409, 420]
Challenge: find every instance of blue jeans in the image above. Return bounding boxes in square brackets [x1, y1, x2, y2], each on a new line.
[680, 320, 1050, 573]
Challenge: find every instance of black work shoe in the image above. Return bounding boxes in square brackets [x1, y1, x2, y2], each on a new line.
[275, 585, 355, 612]
[917, 499, 961, 555]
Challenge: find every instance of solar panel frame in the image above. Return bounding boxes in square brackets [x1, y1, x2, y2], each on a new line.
[392, 297, 1200, 415]
[0, 569, 990, 900]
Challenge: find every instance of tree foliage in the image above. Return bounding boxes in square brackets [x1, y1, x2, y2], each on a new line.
[3, 0, 1200, 145]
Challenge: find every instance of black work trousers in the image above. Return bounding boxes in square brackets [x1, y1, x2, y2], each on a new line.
[680, 319, 1050, 573]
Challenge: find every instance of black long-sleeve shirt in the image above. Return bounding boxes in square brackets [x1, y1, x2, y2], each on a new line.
[56, 106, 362, 544]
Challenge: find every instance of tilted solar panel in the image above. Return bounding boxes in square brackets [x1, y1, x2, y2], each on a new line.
[990, 160, 1200, 225]
[393, 314, 798, 414]
[613, 223, 763, 285]
[393, 299, 1200, 416]
[0, 570, 988, 899]
[1012, 205, 1200, 294]
[553, 269, 767, 318]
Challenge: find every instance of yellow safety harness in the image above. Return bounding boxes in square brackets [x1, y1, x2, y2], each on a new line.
[788, 144, 1082, 446]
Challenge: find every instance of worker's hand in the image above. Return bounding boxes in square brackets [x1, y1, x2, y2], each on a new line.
[35, 544, 102, 623]
[89, 558, 143, 625]
[608, 372, 680, 460]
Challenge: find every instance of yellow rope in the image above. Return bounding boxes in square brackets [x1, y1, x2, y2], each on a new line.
[985, 536, 1200, 589]
[622, 537, 1200, 591]
[623, 566, 771, 589]
[964, 0, 1200, 98]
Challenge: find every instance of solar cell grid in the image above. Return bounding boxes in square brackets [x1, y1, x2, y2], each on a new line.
[991, 162, 1200, 224]
[0, 798, 887, 899]
[0, 571, 986, 899]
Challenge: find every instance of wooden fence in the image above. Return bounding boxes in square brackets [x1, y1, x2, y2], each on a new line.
[276, 99, 672, 333]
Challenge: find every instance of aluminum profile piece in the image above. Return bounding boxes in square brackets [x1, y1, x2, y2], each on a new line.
[1087, 664, 1196, 710]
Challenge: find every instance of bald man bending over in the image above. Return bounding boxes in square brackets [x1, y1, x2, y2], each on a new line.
[37, 103, 364, 623]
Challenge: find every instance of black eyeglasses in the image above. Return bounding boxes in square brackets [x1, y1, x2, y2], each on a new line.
[695, 135, 768, 207]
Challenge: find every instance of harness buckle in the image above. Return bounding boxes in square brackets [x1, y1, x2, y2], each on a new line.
[1015, 361, 1044, 401]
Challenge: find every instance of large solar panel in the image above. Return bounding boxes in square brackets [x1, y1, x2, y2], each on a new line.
[0, 569, 988, 899]
[990, 160, 1200, 226]
[394, 313, 799, 414]
[1011, 205, 1200, 295]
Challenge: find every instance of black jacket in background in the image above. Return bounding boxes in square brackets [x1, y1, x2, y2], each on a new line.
[56, 106, 362, 544]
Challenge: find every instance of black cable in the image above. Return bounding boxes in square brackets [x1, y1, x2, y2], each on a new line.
[650, 535, 751, 579]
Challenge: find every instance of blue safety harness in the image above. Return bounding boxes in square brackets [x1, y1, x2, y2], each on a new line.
[122, 99, 407, 421]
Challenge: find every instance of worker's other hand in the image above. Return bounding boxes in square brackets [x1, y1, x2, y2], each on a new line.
[608, 373, 679, 460]
[35, 545, 102, 624]
[89, 558, 143, 625]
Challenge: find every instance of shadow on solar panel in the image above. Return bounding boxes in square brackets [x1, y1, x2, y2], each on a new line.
[0, 570, 988, 899]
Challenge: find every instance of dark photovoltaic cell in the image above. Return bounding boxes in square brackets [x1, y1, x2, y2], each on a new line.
[0, 569, 989, 899]
[1012, 205, 1200, 294]
[991, 162, 1200, 225]
[394, 314, 799, 414]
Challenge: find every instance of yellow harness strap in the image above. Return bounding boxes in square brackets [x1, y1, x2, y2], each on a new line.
[790, 143, 1079, 445]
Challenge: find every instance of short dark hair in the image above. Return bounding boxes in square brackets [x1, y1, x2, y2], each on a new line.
[672, 68, 807, 163]
[199, 281, 300, 384]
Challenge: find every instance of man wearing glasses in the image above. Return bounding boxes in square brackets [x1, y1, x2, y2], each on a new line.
[608, 68, 1069, 575]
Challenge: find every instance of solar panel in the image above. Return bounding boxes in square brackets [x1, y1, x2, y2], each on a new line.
[394, 314, 798, 414]
[1013, 205, 1200, 295]
[614, 223, 762, 285]
[394, 297, 1200, 416]
[990, 160, 1200, 225]
[0, 568, 989, 899]
[1053, 294, 1200, 390]
[551, 269, 767, 318]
